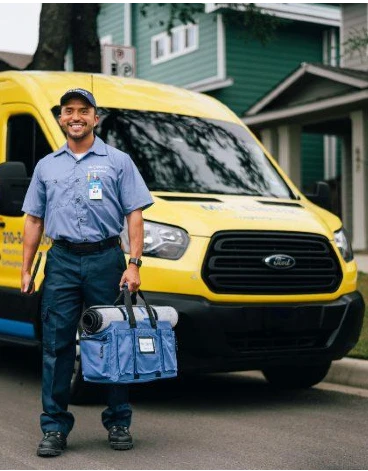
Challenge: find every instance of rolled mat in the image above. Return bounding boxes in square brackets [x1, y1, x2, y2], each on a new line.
[81, 305, 179, 334]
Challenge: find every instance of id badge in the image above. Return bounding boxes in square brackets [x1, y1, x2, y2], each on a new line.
[89, 180, 102, 200]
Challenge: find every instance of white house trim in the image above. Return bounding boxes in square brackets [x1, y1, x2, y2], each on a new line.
[243, 89, 368, 126]
[217, 13, 225, 80]
[246, 63, 368, 116]
[124, 3, 132, 46]
[205, 3, 341, 27]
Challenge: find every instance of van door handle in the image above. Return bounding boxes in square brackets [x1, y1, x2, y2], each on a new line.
[0, 222, 5, 228]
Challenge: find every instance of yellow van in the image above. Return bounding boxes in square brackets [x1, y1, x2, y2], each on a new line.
[0, 71, 365, 401]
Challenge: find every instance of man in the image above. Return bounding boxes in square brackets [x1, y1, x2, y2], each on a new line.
[21, 88, 153, 457]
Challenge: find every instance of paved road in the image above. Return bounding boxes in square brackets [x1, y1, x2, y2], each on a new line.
[1, 344, 368, 470]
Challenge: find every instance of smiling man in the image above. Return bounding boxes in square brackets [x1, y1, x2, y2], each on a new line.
[21, 89, 153, 457]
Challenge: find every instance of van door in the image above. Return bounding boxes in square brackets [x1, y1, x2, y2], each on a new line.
[0, 105, 54, 290]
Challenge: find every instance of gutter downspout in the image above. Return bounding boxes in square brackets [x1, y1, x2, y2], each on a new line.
[124, 3, 132, 46]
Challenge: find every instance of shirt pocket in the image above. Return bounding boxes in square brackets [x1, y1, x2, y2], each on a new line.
[84, 175, 115, 206]
[45, 177, 72, 209]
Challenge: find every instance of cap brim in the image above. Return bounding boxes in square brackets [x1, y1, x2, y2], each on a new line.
[60, 92, 96, 107]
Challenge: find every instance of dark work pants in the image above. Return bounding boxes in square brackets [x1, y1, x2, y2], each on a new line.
[40, 244, 132, 436]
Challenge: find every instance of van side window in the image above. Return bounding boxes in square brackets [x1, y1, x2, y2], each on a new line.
[7, 114, 53, 177]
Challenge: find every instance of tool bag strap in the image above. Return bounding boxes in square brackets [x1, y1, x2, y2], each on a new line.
[114, 285, 157, 329]
[114, 285, 137, 328]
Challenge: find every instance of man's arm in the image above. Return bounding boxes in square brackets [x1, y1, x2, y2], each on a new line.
[21, 214, 44, 294]
[120, 209, 144, 292]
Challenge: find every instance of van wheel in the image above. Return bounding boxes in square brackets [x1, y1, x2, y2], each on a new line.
[69, 327, 107, 404]
[262, 363, 331, 389]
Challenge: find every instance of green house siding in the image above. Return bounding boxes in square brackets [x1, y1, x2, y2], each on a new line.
[301, 134, 324, 190]
[208, 21, 326, 116]
[98, 3, 125, 44]
[132, 5, 217, 85]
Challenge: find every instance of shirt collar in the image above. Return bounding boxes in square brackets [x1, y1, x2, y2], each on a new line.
[53, 136, 108, 158]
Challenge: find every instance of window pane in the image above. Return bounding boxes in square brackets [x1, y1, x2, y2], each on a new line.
[185, 26, 196, 49]
[155, 37, 165, 58]
[94, 109, 292, 198]
[170, 30, 180, 54]
[7, 114, 52, 177]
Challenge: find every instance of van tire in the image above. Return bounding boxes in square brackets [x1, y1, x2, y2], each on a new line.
[262, 363, 331, 389]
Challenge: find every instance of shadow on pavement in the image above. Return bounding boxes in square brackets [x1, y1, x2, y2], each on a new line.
[0, 343, 350, 413]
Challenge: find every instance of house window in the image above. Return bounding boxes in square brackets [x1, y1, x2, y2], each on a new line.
[151, 23, 198, 64]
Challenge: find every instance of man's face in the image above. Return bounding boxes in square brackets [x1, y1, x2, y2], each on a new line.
[58, 98, 99, 141]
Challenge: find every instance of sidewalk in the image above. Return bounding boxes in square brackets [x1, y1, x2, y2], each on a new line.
[325, 357, 368, 389]
[355, 253, 368, 274]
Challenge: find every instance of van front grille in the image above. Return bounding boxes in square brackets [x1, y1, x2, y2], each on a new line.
[202, 231, 342, 295]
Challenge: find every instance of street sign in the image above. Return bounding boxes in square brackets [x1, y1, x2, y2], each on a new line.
[102, 45, 136, 77]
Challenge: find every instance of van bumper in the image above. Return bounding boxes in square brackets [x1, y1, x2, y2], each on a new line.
[144, 291, 365, 373]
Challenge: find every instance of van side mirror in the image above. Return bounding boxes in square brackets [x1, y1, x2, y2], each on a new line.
[0, 162, 30, 216]
[304, 181, 332, 212]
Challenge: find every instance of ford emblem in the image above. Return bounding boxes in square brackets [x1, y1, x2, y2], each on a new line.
[264, 254, 296, 270]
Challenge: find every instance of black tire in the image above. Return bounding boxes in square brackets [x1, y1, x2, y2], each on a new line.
[262, 362, 331, 390]
[69, 327, 107, 405]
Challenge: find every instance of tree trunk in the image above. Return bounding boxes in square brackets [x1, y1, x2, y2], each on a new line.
[27, 4, 72, 70]
[71, 4, 101, 73]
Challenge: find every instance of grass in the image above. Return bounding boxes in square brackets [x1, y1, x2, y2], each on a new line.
[348, 272, 368, 359]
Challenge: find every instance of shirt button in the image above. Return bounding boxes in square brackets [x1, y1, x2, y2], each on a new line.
[76, 178, 80, 183]
[76, 161, 80, 165]
[53, 179, 57, 183]
[76, 198, 80, 203]
[79, 218, 83, 222]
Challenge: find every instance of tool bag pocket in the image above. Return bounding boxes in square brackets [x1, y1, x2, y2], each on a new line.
[80, 332, 114, 382]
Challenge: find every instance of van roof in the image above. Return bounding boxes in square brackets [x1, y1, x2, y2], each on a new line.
[0, 71, 240, 123]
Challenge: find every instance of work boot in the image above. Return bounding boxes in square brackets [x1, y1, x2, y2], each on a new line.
[37, 431, 67, 457]
[108, 425, 133, 450]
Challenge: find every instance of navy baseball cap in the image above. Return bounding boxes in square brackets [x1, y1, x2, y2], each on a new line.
[60, 88, 97, 108]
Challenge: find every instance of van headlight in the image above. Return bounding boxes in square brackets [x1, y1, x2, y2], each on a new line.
[121, 221, 190, 260]
[334, 228, 354, 262]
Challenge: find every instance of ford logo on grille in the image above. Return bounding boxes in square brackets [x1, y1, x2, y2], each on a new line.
[264, 254, 296, 270]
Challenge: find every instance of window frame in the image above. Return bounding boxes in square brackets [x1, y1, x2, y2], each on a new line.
[151, 23, 199, 65]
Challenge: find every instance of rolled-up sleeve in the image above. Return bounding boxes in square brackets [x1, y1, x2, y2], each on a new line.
[118, 154, 154, 215]
[22, 161, 46, 218]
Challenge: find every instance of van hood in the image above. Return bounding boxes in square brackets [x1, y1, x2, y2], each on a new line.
[147, 193, 340, 239]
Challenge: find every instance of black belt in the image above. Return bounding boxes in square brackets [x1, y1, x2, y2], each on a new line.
[52, 237, 120, 253]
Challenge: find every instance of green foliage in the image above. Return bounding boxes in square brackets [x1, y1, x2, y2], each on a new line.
[342, 27, 368, 61]
[140, 3, 279, 44]
[222, 4, 280, 45]
[349, 272, 368, 359]
[140, 4, 204, 32]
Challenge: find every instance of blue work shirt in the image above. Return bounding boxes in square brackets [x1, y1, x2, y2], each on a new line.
[22, 136, 154, 242]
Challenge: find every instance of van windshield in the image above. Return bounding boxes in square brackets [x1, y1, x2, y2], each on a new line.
[55, 108, 293, 198]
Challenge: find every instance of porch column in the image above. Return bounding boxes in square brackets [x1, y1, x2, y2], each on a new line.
[277, 124, 301, 188]
[260, 128, 279, 161]
[341, 134, 353, 238]
[350, 110, 368, 251]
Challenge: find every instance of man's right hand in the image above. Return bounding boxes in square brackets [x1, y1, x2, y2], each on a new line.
[21, 271, 34, 294]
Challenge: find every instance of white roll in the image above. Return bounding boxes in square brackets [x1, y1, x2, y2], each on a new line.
[82, 305, 178, 334]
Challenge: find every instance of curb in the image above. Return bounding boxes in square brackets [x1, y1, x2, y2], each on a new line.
[325, 357, 368, 389]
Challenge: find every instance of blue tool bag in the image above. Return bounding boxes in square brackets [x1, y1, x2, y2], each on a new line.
[80, 287, 178, 384]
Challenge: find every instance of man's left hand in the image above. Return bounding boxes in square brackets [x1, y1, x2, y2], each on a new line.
[120, 265, 141, 292]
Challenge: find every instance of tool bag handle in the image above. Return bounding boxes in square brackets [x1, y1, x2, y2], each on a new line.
[114, 285, 157, 329]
